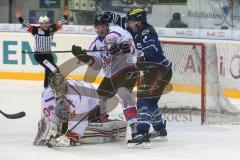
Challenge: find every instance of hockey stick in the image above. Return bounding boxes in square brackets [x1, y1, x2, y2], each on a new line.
[22, 49, 107, 54]
[0, 110, 26, 119]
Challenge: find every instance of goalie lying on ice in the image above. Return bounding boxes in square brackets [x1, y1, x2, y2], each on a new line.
[33, 73, 127, 147]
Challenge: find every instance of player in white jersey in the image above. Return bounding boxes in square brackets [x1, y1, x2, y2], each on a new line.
[33, 73, 127, 147]
[71, 13, 150, 148]
[87, 23, 136, 79]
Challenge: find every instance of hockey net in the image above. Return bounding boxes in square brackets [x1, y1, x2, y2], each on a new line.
[159, 41, 240, 124]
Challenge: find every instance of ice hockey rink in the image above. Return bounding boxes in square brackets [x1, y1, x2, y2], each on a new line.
[1, 79, 240, 160]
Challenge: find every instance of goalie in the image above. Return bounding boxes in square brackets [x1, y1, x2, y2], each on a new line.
[33, 73, 127, 147]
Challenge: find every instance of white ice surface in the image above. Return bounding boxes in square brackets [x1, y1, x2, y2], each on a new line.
[0, 79, 240, 160]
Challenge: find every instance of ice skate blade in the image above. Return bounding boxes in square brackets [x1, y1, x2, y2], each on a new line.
[151, 136, 168, 142]
[127, 142, 151, 149]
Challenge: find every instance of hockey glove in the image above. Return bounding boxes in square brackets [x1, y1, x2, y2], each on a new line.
[104, 12, 118, 24]
[72, 45, 92, 63]
[119, 41, 131, 54]
[104, 12, 114, 23]
[72, 45, 86, 57]
[109, 44, 120, 55]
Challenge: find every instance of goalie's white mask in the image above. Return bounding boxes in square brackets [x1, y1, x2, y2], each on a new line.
[49, 73, 67, 98]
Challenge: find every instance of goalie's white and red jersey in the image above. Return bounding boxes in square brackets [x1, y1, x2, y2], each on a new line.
[41, 79, 99, 137]
[88, 26, 138, 78]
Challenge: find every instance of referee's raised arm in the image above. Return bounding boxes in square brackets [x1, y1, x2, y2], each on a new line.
[15, 8, 36, 34]
[15, 7, 69, 88]
[50, 7, 69, 32]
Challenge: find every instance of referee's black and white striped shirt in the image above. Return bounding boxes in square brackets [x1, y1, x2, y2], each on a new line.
[18, 16, 68, 53]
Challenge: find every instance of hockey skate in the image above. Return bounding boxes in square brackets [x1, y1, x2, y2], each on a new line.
[149, 120, 168, 142]
[127, 134, 151, 149]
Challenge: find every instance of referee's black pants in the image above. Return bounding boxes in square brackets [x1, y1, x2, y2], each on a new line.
[34, 54, 57, 88]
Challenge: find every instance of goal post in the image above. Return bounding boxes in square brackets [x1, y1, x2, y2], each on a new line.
[159, 40, 240, 125]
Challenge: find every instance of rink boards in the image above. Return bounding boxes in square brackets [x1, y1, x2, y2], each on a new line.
[1, 32, 240, 99]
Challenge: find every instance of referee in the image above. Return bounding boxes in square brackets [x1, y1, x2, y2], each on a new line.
[15, 7, 69, 88]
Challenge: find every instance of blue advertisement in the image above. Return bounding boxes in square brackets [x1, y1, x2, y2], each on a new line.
[97, 0, 152, 14]
[39, 0, 60, 8]
[29, 10, 54, 24]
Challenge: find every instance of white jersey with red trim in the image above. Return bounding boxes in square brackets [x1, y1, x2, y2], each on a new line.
[41, 79, 99, 137]
[88, 26, 137, 78]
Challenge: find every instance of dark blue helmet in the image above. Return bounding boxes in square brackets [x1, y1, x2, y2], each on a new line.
[94, 14, 110, 27]
[127, 8, 147, 22]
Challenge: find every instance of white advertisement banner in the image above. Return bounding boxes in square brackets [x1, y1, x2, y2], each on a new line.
[1, 24, 240, 40]
[1, 32, 240, 96]
[79, 25, 95, 35]
[0, 24, 14, 32]
[14, 24, 28, 32]
[58, 25, 80, 34]
[157, 28, 200, 38]
[0, 32, 96, 75]
[1, 32, 240, 78]
[199, 29, 232, 39]
[187, 0, 240, 29]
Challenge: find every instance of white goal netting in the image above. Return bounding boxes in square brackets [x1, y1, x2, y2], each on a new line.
[159, 41, 240, 124]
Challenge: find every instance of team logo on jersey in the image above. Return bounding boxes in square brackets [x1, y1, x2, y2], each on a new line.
[105, 37, 116, 44]
[143, 36, 148, 43]
[142, 29, 149, 36]
[137, 43, 142, 48]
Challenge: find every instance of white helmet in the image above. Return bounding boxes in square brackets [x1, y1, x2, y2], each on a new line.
[39, 16, 49, 23]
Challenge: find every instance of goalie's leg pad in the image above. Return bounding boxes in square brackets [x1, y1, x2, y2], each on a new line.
[33, 117, 59, 146]
[79, 120, 127, 144]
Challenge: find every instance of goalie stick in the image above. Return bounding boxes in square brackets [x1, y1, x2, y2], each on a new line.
[0, 110, 26, 119]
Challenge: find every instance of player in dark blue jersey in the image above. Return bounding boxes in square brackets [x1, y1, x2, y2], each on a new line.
[105, 8, 172, 144]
